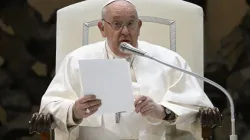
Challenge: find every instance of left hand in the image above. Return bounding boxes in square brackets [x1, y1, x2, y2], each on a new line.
[134, 95, 166, 120]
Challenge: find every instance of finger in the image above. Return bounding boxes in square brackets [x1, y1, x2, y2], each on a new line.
[80, 99, 102, 109]
[140, 104, 153, 114]
[79, 106, 100, 118]
[134, 96, 147, 106]
[87, 103, 102, 113]
[141, 109, 153, 116]
[79, 95, 96, 103]
[135, 100, 149, 113]
[83, 108, 99, 118]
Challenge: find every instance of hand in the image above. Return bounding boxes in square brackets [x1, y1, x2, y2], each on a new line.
[73, 95, 102, 121]
[134, 95, 165, 119]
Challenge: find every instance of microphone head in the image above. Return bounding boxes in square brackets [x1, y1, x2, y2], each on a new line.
[119, 42, 134, 54]
[119, 42, 147, 56]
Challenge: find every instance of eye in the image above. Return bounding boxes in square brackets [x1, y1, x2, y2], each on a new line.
[128, 20, 135, 25]
[113, 22, 122, 26]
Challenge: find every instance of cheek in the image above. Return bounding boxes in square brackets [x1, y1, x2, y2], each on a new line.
[131, 31, 139, 41]
[131, 30, 140, 37]
[107, 31, 119, 41]
[106, 32, 120, 49]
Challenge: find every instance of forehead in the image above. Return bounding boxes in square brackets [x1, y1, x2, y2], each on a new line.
[106, 1, 137, 20]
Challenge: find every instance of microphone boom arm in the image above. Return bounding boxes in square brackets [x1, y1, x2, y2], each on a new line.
[142, 53, 237, 140]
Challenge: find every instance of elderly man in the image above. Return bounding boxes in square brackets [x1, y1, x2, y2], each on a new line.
[39, 0, 214, 139]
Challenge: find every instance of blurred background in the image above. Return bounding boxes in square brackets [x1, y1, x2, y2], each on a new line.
[1, 0, 250, 139]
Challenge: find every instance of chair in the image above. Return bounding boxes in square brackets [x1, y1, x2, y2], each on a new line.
[29, 0, 223, 139]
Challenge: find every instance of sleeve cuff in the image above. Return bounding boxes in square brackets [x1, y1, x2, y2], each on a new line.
[144, 115, 164, 125]
[161, 105, 178, 125]
[67, 102, 83, 126]
[144, 104, 178, 125]
[159, 101, 198, 125]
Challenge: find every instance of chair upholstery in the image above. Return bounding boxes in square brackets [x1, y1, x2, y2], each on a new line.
[29, 0, 223, 140]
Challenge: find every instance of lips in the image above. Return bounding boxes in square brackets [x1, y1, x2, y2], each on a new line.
[120, 40, 130, 43]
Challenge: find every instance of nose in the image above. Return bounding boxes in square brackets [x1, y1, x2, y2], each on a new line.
[121, 26, 129, 35]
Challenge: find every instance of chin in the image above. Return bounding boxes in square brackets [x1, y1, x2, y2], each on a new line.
[118, 51, 132, 58]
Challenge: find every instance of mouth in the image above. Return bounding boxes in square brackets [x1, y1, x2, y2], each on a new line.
[120, 40, 131, 45]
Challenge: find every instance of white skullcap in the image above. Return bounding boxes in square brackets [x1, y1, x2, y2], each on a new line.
[102, 0, 134, 9]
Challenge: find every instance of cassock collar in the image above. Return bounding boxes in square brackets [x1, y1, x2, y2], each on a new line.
[105, 41, 135, 66]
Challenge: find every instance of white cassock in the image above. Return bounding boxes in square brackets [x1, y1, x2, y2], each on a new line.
[39, 40, 214, 140]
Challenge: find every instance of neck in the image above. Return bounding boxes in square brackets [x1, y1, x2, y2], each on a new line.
[106, 41, 133, 59]
[105, 41, 135, 67]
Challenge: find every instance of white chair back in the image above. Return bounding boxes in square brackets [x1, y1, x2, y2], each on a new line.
[56, 1, 204, 139]
[56, 0, 204, 87]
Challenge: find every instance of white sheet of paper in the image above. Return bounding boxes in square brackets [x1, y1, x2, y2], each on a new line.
[78, 59, 134, 115]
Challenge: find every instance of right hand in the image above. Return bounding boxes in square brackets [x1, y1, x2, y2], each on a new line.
[73, 95, 102, 120]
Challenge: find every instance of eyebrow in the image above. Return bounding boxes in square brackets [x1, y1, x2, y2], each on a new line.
[112, 15, 137, 20]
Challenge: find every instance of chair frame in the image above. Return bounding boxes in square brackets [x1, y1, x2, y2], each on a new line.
[30, 6, 222, 140]
[82, 16, 176, 51]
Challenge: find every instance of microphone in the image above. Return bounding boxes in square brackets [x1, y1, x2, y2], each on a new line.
[120, 42, 148, 56]
[119, 42, 237, 140]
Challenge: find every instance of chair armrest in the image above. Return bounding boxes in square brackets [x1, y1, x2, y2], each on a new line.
[28, 108, 223, 140]
[198, 107, 223, 140]
[29, 113, 54, 134]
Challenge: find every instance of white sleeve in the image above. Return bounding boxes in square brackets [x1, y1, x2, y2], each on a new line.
[160, 55, 214, 125]
[39, 54, 82, 134]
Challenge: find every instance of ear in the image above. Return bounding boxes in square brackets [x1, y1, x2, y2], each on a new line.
[98, 21, 106, 37]
[137, 19, 142, 36]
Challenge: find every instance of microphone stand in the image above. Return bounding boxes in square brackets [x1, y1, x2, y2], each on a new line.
[141, 53, 237, 140]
